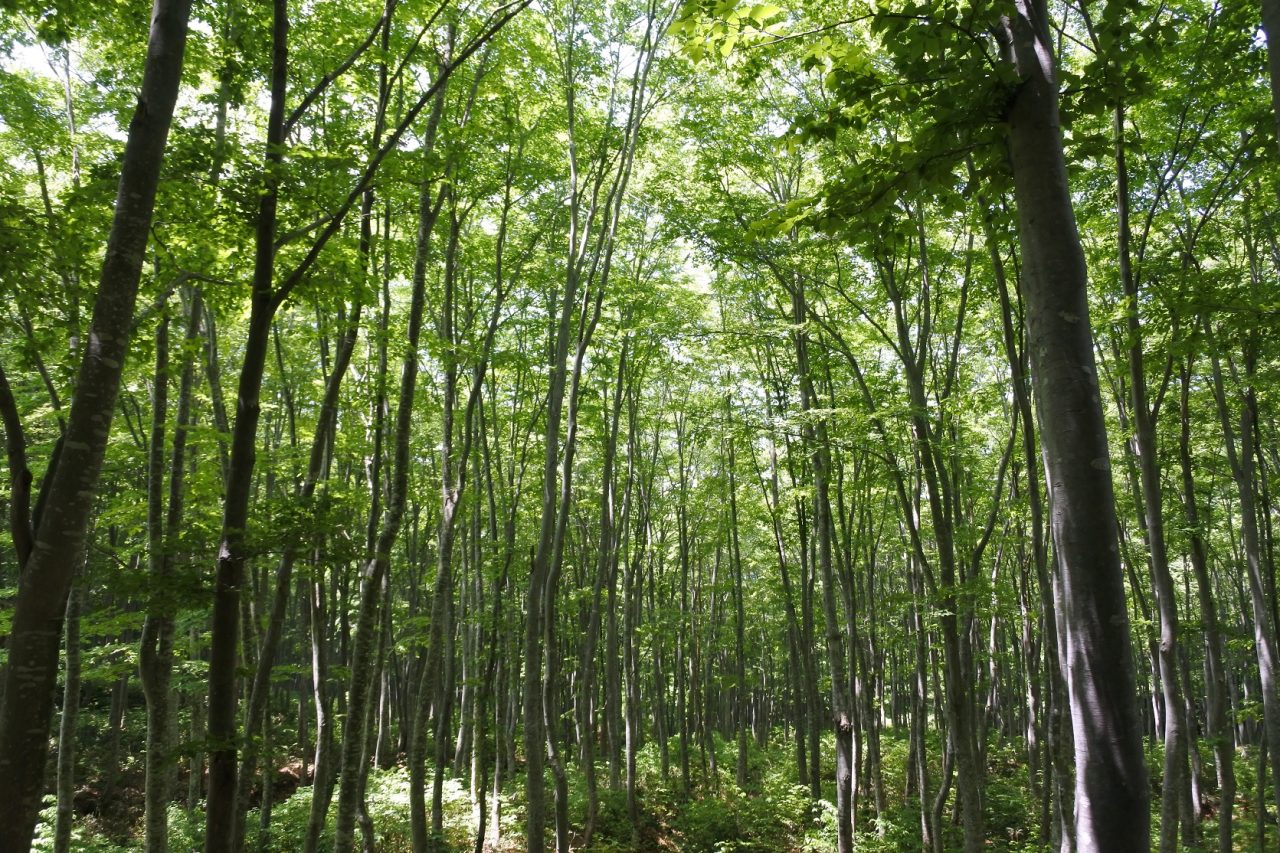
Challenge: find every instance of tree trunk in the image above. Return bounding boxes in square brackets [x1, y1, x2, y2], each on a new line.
[1261, 0, 1280, 153]
[1179, 356, 1235, 853]
[580, 340, 628, 845]
[796, 299, 855, 852]
[303, 568, 336, 853]
[141, 310, 173, 853]
[204, 2, 289, 843]
[335, 150, 443, 853]
[1001, 1, 1150, 847]
[0, 0, 191, 845]
[727, 437, 748, 789]
[1114, 102, 1187, 853]
[53, 584, 82, 853]
[231, 299, 362, 851]
[1208, 343, 1280, 817]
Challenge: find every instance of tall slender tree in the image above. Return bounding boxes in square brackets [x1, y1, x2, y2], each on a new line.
[0, 1, 192, 845]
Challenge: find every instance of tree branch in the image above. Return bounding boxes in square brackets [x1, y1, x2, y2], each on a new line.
[283, 5, 394, 137]
[0, 359, 33, 565]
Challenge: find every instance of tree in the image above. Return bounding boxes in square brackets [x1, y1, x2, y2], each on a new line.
[1000, 2, 1149, 845]
[0, 0, 192, 846]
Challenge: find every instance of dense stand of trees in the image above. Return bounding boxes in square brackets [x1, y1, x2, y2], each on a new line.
[2, 0, 1280, 851]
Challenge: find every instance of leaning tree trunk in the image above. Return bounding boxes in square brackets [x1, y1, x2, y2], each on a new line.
[1000, 1, 1150, 849]
[0, 0, 191, 846]
[202, 6, 527, 841]
[230, 300, 362, 850]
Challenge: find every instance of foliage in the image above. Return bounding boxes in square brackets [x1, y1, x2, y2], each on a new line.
[3, 0, 1280, 849]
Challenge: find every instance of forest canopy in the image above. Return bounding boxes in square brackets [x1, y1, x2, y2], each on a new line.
[1, 0, 1279, 851]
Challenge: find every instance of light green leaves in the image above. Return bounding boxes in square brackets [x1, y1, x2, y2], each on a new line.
[672, 0, 788, 63]
[744, 3, 783, 26]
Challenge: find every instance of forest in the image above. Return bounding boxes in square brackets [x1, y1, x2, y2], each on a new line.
[0, 0, 1278, 850]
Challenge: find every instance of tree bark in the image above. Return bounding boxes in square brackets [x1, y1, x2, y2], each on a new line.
[140, 309, 175, 853]
[231, 300, 362, 849]
[1000, 1, 1150, 848]
[1114, 102, 1187, 853]
[53, 584, 82, 853]
[1208, 342, 1280, 817]
[791, 281, 855, 853]
[0, 0, 191, 845]
[1178, 355, 1235, 853]
[334, 153, 442, 853]
[204, 2, 289, 843]
[1262, 0, 1280, 153]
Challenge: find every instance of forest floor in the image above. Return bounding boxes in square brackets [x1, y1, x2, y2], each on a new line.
[28, 731, 1280, 852]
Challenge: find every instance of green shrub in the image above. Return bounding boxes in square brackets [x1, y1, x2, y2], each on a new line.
[675, 794, 740, 852]
[31, 797, 129, 853]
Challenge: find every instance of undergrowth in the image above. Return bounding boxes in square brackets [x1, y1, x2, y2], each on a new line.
[38, 727, 1273, 851]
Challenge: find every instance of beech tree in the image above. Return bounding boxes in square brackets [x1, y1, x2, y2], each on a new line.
[0, 0, 192, 847]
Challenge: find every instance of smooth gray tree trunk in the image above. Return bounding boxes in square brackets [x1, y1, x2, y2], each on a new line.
[1001, 1, 1150, 848]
